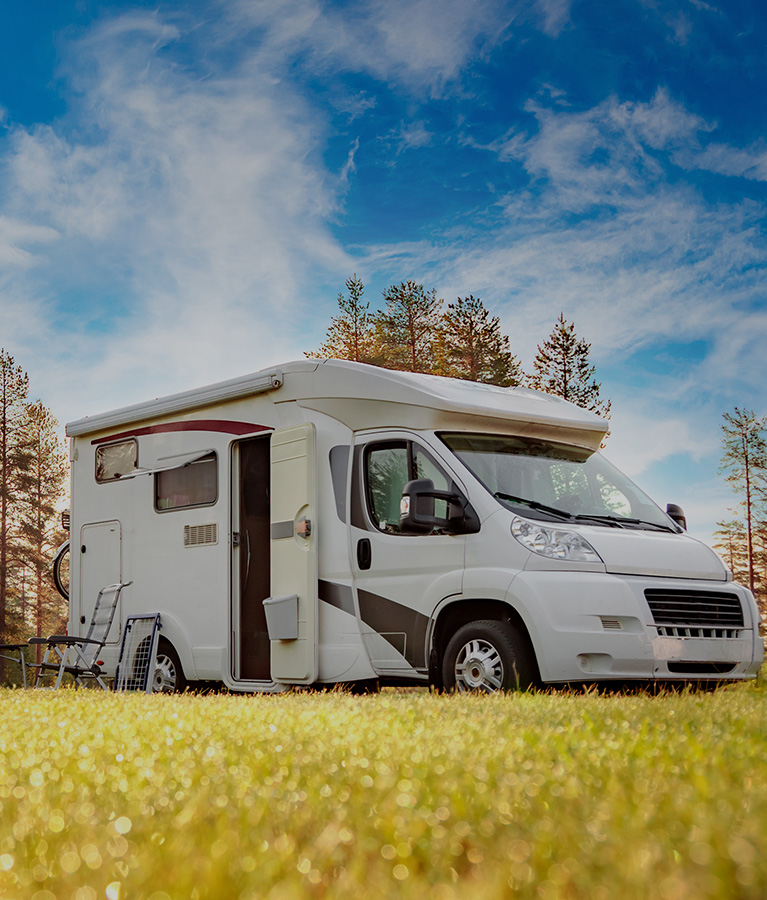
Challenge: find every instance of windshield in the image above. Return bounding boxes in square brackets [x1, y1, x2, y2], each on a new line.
[440, 433, 676, 531]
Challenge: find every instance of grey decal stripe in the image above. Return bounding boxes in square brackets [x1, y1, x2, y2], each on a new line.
[270, 521, 294, 540]
[357, 589, 429, 668]
[318, 580, 356, 616]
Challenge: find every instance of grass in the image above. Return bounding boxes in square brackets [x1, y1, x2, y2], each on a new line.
[0, 679, 765, 900]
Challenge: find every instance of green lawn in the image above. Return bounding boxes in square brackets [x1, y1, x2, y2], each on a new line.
[0, 679, 765, 899]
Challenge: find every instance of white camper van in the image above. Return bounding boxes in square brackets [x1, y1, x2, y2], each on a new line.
[59, 359, 763, 692]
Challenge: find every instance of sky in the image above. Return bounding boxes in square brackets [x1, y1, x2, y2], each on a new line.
[0, 0, 765, 547]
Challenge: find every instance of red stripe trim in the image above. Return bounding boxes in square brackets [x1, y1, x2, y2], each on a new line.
[92, 420, 272, 445]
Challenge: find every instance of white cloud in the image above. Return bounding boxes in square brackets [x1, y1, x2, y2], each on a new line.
[226, 0, 559, 97]
[0, 215, 59, 267]
[394, 120, 433, 153]
[678, 142, 767, 181]
[603, 401, 717, 479]
[534, 0, 573, 37]
[0, 9, 355, 422]
[421, 90, 767, 386]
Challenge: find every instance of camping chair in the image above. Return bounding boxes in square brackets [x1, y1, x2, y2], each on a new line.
[114, 614, 161, 693]
[29, 581, 132, 689]
[0, 642, 28, 688]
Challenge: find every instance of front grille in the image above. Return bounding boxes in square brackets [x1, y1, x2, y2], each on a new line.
[645, 589, 744, 630]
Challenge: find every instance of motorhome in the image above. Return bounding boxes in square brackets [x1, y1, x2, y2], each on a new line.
[58, 359, 764, 692]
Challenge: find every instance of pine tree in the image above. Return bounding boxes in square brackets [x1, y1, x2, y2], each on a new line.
[712, 519, 750, 585]
[528, 313, 612, 418]
[18, 401, 69, 655]
[306, 275, 378, 364]
[435, 295, 524, 386]
[0, 350, 30, 649]
[376, 281, 442, 374]
[719, 407, 767, 594]
[753, 520, 767, 616]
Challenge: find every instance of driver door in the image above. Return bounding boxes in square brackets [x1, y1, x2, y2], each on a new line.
[350, 432, 466, 677]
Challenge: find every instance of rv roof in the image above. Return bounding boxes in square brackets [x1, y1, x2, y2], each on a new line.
[66, 359, 608, 448]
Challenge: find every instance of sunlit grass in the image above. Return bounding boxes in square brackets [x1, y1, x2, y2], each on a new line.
[0, 679, 765, 899]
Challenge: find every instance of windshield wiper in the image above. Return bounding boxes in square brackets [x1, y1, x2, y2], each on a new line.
[493, 492, 573, 520]
[573, 513, 677, 533]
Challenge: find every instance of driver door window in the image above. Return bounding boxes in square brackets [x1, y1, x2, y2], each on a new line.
[365, 441, 451, 534]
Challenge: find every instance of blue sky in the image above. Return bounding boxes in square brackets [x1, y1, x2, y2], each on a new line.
[1, 0, 765, 546]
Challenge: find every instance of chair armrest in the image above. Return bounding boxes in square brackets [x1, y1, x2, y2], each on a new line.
[0, 643, 27, 650]
[30, 636, 102, 646]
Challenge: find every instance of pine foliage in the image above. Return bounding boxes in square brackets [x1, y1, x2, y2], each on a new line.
[376, 281, 443, 374]
[305, 275, 377, 364]
[719, 408, 767, 595]
[0, 349, 30, 645]
[436, 295, 523, 386]
[18, 401, 69, 646]
[0, 350, 68, 677]
[528, 313, 612, 419]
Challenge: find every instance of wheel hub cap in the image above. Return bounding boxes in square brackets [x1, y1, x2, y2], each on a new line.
[153, 655, 177, 693]
[454, 639, 504, 692]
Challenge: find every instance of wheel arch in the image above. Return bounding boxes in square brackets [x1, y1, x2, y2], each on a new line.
[151, 612, 197, 681]
[429, 598, 540, 689]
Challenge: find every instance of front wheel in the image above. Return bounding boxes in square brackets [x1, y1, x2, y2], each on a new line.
[442, 620, 536, 693]
[153, 640, 188, 693]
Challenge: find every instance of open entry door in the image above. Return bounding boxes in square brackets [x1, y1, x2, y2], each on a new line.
[268, 423, 318, 684]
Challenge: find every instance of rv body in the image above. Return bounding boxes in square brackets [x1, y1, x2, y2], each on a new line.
[64, 359, 764, 691]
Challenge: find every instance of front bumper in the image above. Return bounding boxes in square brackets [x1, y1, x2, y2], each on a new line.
[507, 570, 764, 683]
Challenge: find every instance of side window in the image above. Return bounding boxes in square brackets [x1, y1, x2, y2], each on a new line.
[366, 444, 409, 534]
[155, 453, 218, 512]
[365, 441, 453, 534]
[96, 440, 138, 483]
[413, 445, 450, 520]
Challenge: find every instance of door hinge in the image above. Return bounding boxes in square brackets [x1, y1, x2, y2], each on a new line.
[232, 532, 240, 547]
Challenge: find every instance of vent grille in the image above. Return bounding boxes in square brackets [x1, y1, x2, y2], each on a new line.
[184, 524, 218, 547]
[600, 617, 623, 631]
[656, 625, 740, 640]
[645, 589, 744, 631]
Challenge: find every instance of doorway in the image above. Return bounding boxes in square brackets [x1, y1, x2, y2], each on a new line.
[236, 436, 271, 680]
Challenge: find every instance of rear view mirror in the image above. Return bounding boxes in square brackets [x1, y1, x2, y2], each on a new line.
[666, 503, 687, 530]
[400, 479, 479, 535]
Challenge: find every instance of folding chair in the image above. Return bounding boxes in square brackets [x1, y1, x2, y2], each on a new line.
[0, 642, 28, 688]
[114, 614, 161, 693]
[29, 581, 132, 689]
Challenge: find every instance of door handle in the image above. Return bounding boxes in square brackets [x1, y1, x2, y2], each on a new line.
[357, 538, 372, 571]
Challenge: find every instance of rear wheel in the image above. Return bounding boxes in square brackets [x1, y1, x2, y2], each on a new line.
[442, 620, 535, 693]
[153, 640, 187, 693]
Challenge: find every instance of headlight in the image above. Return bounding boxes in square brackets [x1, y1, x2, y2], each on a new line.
[511, 515, 603, 563]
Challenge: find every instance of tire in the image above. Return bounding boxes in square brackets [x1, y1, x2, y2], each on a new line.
[442, 619, 536, 693]
[152, 640, 188, 693]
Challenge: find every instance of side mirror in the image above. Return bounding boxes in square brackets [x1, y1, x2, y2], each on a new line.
[666, 503, 687, 531]
[400, 479, 479, 535]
